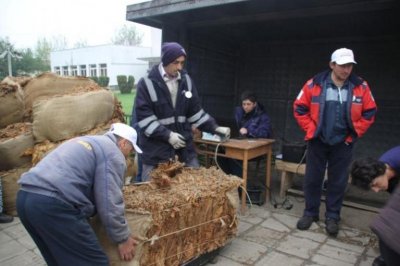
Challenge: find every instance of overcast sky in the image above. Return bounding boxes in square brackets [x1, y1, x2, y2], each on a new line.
[0, 0, 154, 50]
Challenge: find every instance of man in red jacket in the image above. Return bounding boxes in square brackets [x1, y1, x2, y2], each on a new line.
[293, 48, 377, 236]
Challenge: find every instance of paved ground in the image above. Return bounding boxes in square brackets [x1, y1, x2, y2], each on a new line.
[0, 194, 379, 266]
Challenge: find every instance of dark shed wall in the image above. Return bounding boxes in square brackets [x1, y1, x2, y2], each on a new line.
[179, 10, 400, 158]
[127, 0, 400, 158]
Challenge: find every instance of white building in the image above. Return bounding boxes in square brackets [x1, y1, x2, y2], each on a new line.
[51, 44, 158, 86]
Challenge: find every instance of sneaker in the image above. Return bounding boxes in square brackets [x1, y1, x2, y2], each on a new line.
[0, 213, 14, 223]
[372, 255, 386, 266]
[325, 218, 339, 236]
[297, 216, 319, 230]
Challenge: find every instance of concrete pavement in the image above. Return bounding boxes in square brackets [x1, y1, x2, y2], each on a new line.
[0, 195, 379, 266]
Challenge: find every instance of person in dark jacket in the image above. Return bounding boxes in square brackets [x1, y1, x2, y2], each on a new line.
[16, 123, 142, 266]
[350, 146, 400, 266]
[218, 91, 272, 176]
[135, 42, 230, 181]
[234, 91, 272, 139]
[293, 48, 377, 236]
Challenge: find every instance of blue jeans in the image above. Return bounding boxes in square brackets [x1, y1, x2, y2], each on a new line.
[16, 190, 109, 266]
[303, 138, 353, 220]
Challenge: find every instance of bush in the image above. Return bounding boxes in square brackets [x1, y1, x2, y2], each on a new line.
[127, 75, 134, 92]
[117, 75, 130, 93]
[91, 76, 109, 87]
[98, 76, 110, 87]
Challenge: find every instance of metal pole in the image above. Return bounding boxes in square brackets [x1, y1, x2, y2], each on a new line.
[7, 51, 12, 76]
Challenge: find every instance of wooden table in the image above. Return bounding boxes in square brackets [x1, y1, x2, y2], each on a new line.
[194, 138, 275, 213]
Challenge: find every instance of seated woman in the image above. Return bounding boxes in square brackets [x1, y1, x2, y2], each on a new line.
[218, 91, 272, 177]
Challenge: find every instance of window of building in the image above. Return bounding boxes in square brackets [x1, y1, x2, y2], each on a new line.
[62, 66, 69, 76]
[71, 65, 78, 76]
[80, 65, 87, 76]
[54, 66, 61, 75]
[99, 63, 107, 77]
[90, 64, 97, 77]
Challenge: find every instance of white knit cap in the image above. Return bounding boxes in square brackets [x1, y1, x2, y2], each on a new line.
[109, 123, 142, 153]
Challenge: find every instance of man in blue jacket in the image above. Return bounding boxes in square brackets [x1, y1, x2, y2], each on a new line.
[135, 42, 230, 181]
[17, 123, 142, 266]
[218, 91, 272, 176]
[234, 91, 272, 139]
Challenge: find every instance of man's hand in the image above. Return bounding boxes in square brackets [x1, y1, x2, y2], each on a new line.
[168, 132, 186, 149]
[239, 127, 248, 136]
[118, 236, 138, 261]
[215, 127, 231, 140]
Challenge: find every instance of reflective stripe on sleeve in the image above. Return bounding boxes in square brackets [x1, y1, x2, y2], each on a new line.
[188, 109, 205, 123]
[192, 113, 210, 128]
[138, 115, 157, 129]
[144, 121, 161, 136]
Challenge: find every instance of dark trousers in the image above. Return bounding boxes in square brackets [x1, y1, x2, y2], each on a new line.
[16, 190, 109, 266]
[380, 238, 400, 266]
[135, 153, 143, 182]
[303, 138, 353, 220]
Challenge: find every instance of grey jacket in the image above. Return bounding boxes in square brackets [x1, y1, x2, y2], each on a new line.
[18, 132, 129, 243]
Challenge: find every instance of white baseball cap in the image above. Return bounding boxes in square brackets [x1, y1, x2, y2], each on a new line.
[109, 123, 142, 153]
[331, 48, 357, 65]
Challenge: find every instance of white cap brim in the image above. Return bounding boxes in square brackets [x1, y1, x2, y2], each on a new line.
[109, 123, 143, 154]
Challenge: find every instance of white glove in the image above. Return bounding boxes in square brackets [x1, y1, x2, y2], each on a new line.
[215, 127, 231, 140]
[168, 132, 186, 149]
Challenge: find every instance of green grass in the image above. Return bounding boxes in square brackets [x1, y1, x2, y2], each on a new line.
[113, 91, 136, 116]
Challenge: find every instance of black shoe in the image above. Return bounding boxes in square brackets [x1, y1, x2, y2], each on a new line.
[325, 218, 339, 236]
[297, 216, 319, 230]
[0, 213, 14, 223]
[372, 255, 386, 266]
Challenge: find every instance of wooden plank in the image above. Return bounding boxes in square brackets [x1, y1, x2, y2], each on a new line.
[275, 159, 306, 175]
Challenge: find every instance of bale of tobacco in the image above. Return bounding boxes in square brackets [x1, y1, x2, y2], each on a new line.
[92, 162, 242, 266]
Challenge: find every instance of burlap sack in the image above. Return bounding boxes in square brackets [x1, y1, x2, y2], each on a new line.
[0, 123, 34, 171]
[0, 78, 24, 128]
[0, 165, 31, 216]
[24, 72, 95, 112]
[92, 166, 242, 266]
[32, 90, 115, 142]
[30, 119, 122, 165]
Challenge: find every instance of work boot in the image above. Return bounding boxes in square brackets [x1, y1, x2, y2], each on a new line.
[296, 216, 319, 230]
[0, 213, 14, 223]
[325, 218, 339, 236]
[372, 255, 386, 266]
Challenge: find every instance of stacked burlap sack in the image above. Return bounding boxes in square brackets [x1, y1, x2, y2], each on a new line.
[91, 162, 242, 266]
[0, 72, 125, 215]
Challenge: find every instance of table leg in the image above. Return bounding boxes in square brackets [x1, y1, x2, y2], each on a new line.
[265, 147, 272, 204]
[241, 151, 249, 213]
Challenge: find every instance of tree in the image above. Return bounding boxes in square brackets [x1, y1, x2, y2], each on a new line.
[50, 35, 68, 51]
[73, 39, 88, 48]
[111, 25, 143, 46]
[0, 38, 21, 79]
[35, 38, 52, 67]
